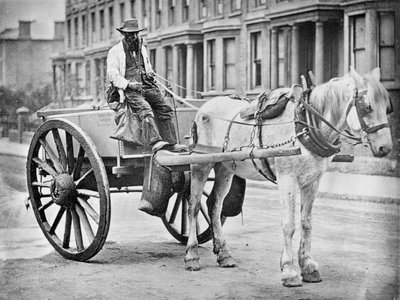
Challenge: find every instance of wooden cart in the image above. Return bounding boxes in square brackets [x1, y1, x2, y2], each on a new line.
[27, 105, 300, 261]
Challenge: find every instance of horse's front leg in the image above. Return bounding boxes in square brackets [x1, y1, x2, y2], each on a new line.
[185, 163, 213, 271]
[209, 165, 235, 268]
[298, 178, 322, 283]
[278, 174, 302, 287]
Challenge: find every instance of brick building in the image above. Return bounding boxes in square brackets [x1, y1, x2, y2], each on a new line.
[0, 20, 64, 90]
[55, 0, 399, 158]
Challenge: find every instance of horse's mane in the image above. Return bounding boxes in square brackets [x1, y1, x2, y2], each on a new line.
[309, 76, 353, 123]
[309, 72, 389, 123]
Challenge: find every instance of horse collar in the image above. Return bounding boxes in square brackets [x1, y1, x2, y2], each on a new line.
[295, 90, 342, 157]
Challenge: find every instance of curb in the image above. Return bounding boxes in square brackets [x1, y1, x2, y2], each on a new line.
[246, 180, 400, 205]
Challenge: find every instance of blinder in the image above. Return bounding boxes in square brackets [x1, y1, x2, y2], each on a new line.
[353, 88, 389, 134]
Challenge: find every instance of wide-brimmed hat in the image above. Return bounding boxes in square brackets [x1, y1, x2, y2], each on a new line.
[116, 18, 143, 33]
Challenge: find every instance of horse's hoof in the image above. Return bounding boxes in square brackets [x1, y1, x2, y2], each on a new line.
[218, 256, 236, 268]
[185, 259, 200, 271]
[281, 276, 303, 287]
[302, 270, 322, 283]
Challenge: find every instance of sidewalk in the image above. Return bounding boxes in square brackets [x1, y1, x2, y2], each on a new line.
[1, 138, 399, 204]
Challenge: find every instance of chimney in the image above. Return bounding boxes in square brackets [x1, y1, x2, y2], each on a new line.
[54, 21, 64, 40]
[18, 20, 32, 39]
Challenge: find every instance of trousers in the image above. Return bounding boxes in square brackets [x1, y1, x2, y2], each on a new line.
[125, 86, 178, 146]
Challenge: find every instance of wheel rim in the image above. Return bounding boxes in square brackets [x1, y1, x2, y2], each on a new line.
[162, 175, 225, 245]
[27, 119, 110, 261]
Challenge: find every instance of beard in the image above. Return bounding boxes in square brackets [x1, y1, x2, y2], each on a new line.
[125, 34, 139, 52]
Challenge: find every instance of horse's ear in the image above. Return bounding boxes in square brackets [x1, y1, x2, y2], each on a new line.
[291, 84, 303, 101]
[370, 67, 381, 82]
[350, 66, 364, 86]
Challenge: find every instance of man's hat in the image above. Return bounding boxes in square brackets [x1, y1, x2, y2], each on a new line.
[116, 18, 143, 33]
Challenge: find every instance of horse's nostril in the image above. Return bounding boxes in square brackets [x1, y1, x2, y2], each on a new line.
[378, 146, 390, 157]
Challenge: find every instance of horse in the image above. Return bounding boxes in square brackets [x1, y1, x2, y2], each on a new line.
[184, 67, 393, 287]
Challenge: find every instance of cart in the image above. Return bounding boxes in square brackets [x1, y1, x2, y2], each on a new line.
[26, 105, 300, 262]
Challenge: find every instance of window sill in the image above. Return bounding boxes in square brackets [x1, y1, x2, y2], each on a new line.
[228, 11, 242, 18]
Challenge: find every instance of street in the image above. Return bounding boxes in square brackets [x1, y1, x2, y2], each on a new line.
[0, 154, 399, 299]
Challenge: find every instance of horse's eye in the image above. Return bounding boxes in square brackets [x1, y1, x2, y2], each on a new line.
[387, 97, 394, 114]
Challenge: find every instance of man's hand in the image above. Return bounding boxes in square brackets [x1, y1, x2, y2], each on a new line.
[128, 81, 142, 92]
[147, 72, 156, 82]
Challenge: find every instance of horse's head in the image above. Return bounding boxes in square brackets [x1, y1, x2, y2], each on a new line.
[346, 67, 393, 157]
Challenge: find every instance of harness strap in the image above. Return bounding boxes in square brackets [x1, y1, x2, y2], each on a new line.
[256, 93, 277, 183]
[298, 94, 361, 142]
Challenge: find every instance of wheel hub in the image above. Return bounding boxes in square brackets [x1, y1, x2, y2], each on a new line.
[51, 173, 77, 207]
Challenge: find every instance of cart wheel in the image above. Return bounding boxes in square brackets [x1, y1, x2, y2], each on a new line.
[27, 119, 110, 261]
[162, 174, 225, 245]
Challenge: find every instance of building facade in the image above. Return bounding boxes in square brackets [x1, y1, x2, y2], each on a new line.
[0, 20, 64, 90]
[55, 0, 399, 158]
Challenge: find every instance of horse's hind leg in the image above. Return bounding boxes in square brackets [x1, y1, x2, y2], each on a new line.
[185, 163, 214, 271]
[209, 164, 235, 268]
[298, 178, 322, 283]
[278, 174, 303, 287]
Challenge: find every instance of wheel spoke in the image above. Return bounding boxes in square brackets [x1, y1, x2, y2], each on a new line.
[77, 197, 99, 224]
[32, 181, 52, 188]
[200, 202, 211, 225]
[75, 168, 93, 187]
[181, 197, 188, 236]
[33, 157, 58, 177]
[66, 132, 75, 174]
[50, 207, 65, 234]
[63, 209, 72, 248]
[169, 193, 183, 224]
[38, 199, 54, 212]
[75, 203, 95, 244]
[73, 146, 85, 180]
[52, 129, 67, 171]
[70, 208, 84, 252]
[39, 138, 63, 174]
[76, 189, 100, 198]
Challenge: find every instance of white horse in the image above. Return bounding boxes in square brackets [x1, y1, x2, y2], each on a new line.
[184, 68, 393, 287]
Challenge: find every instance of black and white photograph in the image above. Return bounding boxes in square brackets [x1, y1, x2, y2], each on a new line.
[0, 0, 399, 299]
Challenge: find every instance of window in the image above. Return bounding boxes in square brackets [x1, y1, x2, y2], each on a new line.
[251, 32, 262, 88]
[82, 15, 87, 46]
[75, 62, 84, 94]
[215, 0, 223, 16]
[231, 0, 241, 12]
[350, 14, 367, 75]
[278, 29, 285, 87]
[224, 38, 236, 90]
[168, 0, 175, 25]
[207, 40, 216, 90]
[182, 0, 189, 22]
[256, 0, 266, 7]
[99, 10, 105, 40]
[379, 12, 395, 81]
[109, 6, 114, 38]
[91, 12, 96, 43]
[150, 49, 156, 69]
[130, 0, 136, 18]
[199, 0, 207, 19]
[166, 47, 173, 82]
[67, 19, 71, 48]
[142, 0, 148, 28]
[120, 2, 125, 23]
[85, 60, 91, 95]
[74, 17, 79, 47]
[156, 0, 161, 28]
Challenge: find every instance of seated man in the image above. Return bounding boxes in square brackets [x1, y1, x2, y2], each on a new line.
[107, 18, 186, 152]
